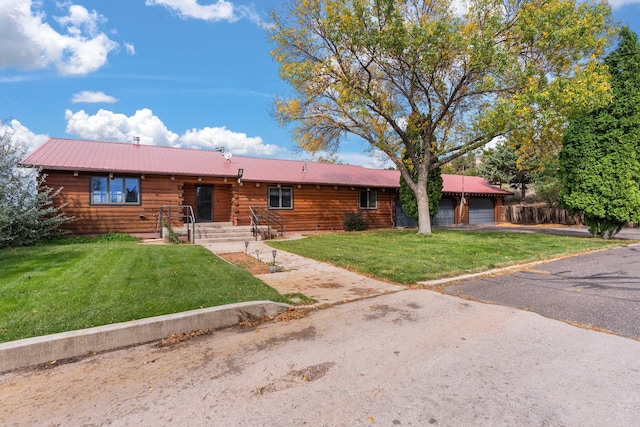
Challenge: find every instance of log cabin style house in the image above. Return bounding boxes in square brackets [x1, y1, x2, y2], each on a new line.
[21, 138, 511, 236]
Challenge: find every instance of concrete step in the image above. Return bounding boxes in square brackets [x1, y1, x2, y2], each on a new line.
[172, 223, 255, 243]
[196, 236, 258, 244]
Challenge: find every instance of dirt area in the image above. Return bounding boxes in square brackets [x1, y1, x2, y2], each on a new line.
[218, 252, 275, 275]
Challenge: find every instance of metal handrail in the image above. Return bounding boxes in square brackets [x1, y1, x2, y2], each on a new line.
[249, 206, 286, 240]
[159, 205, 196, 243]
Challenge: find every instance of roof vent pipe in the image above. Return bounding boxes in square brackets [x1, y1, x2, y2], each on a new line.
[302, 163, 307, 172]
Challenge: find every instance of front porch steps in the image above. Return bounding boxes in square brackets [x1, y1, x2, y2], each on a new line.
[173, 222, 255, 244]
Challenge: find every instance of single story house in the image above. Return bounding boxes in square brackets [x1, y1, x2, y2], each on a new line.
[21, 138, 510, 235]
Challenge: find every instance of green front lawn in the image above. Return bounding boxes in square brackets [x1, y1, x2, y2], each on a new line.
[269, 229, 629, 284]
[0, 238, 288, 343]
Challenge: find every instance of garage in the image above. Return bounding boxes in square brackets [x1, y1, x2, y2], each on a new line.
[469, 197, 495, 224]
[432, 198, 456, 226]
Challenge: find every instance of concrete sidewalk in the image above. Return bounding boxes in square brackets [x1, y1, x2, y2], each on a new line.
[201, 237, 405, 306]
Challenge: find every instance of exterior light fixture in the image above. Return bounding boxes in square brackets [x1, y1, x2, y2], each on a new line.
[244, 241, 249, 254]
[255, 249, 260, 261]
[170, 175, 175, 181]
[272, 250, 277, 265]
[237, 168, 244, 183]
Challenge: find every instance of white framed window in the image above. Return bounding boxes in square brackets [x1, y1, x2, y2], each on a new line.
[91, 176, 140, 205]
[268, 186, 293, 209]
[359, 189, 377, 209]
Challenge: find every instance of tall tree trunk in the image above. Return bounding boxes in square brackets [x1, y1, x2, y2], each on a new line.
[416, 170, 432, 234]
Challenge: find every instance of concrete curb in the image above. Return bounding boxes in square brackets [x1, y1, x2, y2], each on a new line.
[0, 301, 290, 373]
[417, 261, 548, 287]
[417, 244, 636, 287]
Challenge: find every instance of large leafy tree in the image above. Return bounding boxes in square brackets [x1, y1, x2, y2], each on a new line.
[0, 128, 71, 247]
[398, 111, 442, 221]
[559, 27, 640, 238]
[269, 0, 613, 234]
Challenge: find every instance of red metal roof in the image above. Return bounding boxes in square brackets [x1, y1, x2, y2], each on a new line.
[21, 138, 398, 187]
[21, 138, 510, 195]
[21, 138, 236, 177]
[442, 174, 512, 196]
[232, 155, 398, 187]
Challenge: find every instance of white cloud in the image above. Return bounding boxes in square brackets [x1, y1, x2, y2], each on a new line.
[0, 119, 49, 153]
[146, 0, 259, 23]
[65, 108, 180, 146]
[180, 126, 279, 155]
[124, 42, 135, 55]
[54, 4, 104, 36]
[64, 108, 280, 156]
[608, 0, 640, 7]
[337, 150, 395, 169]
[0, 0, 117, 75]
[71, 91, 118, 104]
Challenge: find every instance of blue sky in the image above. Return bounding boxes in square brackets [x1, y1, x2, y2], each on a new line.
[1, 0, 640, 168]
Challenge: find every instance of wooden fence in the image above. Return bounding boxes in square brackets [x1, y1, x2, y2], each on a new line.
[503, 205, 584, 225]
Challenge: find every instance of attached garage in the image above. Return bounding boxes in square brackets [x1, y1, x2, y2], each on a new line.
[468, 197, 495, 224]
[392, 175, 511, 228]
[432, 198, 455, 226]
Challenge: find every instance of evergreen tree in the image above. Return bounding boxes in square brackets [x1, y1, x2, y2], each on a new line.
[559, 27, 640, 238]
[480, 142, 533, 199]
[533, 157, 563, 207]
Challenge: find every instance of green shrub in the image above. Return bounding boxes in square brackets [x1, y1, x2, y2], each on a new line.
[51, 233, 141, 245]
[164, 221, 180, 244]
[343, 212, 367, 231]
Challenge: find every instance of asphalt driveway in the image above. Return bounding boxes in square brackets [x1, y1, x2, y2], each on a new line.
[444, 245, 640, 340]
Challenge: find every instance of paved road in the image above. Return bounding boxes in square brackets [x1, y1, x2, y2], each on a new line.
[445, 245, 640, 340]
[2, 290, 639, 426]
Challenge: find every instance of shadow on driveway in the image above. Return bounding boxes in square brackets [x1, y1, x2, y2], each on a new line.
[444, 244, 640, 340]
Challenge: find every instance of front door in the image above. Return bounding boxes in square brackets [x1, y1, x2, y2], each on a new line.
[195, 185, 213, 222]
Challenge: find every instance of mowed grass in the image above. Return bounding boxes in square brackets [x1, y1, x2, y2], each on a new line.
[0, 238, 288, 343]
[269, 229, 629, 285]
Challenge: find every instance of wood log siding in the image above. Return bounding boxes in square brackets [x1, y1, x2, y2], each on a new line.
[232, 183, 397, 231]
[42, 171, 396, 234]
[42, 171, 233, 235]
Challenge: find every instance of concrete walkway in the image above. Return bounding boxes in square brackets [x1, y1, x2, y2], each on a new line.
[201, 237, 405, 306]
